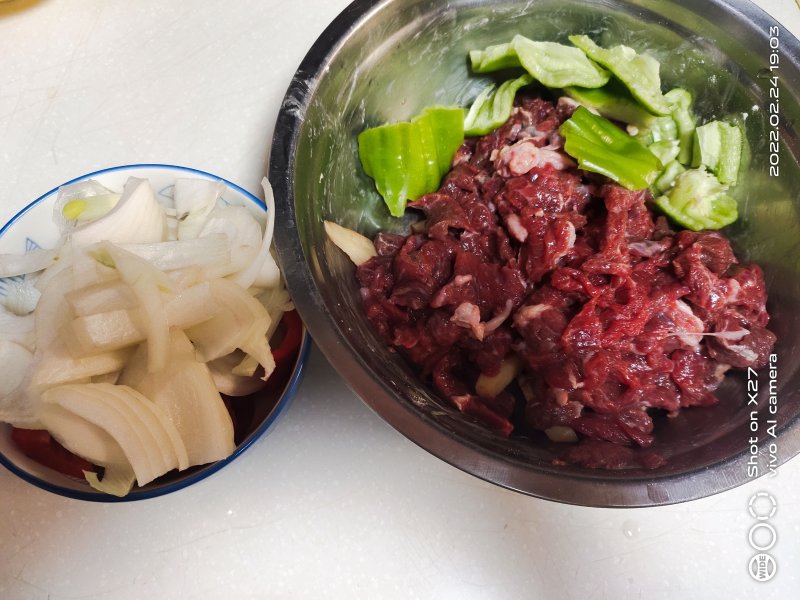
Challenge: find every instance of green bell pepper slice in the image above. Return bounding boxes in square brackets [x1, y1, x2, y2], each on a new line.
[560, 106, 662, 190]
[464, 74, 534, 136]
[635, 115, 678, 146]
[470, 42, 520, 73]
[664, 88, 696, 165]
[564, 80, 657, 128]
[651, 159, 685, 195]
[648, 139, 681, 166]
[692, 120, 744, 186]
[568, 35, 671, 115]
[357, 106, 465, 217]
[653, 168, 738, 230]
[513, 36, 610, 88]
[469, 36, 609, 88]
[424, 107, 467, 178]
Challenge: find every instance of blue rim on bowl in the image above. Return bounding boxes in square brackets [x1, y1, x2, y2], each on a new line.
[0, 164, 311, 502]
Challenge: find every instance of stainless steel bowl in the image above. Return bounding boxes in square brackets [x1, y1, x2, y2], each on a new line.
[270, 0, 800, 506]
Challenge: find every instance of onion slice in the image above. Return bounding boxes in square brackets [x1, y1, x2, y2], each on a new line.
[69, 178, 167, 248]
[0, 340, 35, 426]
[102, 243, 173, 373]
[174, 178, 225, 240]
[324, 220, 376, 266]
[0, 249, 60, 278]
[230, 178, 278, 289]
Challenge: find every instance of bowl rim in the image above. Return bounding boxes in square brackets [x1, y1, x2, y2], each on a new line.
[0, 163, 311, 502]
[269, 0, 800, 507]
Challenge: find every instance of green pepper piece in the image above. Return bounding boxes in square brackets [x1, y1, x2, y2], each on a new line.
[651, 159, 685, 195]
[408, 111, 441, 194]
[692, 120, 744, 186]
[692, 121, 722, 170]
[512, 35, 609, 88]
[649, 139, 680, 165]
[560, 106, 662, 190]
[464, 74, 534, 136]
[653, 168, 738, 230]
[635, 115, 678, 146]
[664, 88, 696, 165]
[424, 106, 468, 179]
[358, 121, 417, 217]
[716, 122, 743, 186]
[568, 35, 671, 115]
[470, 42, 520, 73]
[564, 80, 656, 128]
[357, 106, 465, 217]
[469, 36, 609, 88]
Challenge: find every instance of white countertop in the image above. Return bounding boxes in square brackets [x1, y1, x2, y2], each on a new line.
[1, 1, 798, 598]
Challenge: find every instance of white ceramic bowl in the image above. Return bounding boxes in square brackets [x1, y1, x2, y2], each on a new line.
[0, 164, 310, 502]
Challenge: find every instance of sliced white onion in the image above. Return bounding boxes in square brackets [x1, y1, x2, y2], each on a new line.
[257, 285, 294, 324]
[1, 277, 42, 316]
[30, 338, 133, 390]
[35, 267, 75, 351]
[103, 243, 173, 372]
[101, 384, 188, 473]
[252, 250, 281, 289]
[0, 249, 60, 278]
[475, 354, 523, 398]
[84, 466, 136, 497]
[228, 178, 277, 289]
[184, 278, 272, 366]
[41, 384, 158, 485]
[66, 280, 135, 317]
[198, 206, 262, 280]
[54, 179, 118, 234]
[0, 340, 33, 400]
[69, 282, 220, 355]
[33, 243, 74, 292]
[68, 244, 119, 290]
[324, 220, 376, 266]
[545, 425, 579, 443]
[61, 194, 121, 223]
[70, 178, 167, 248]
[120, 329, 234, 467]
[174, 178, 225, 240]
[208, 351, 266, 396]
[121, 234, 230, 273]
[231, 354, 259, 378]
[0, 305, 35, 350]
[39, 402, 129, 466]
